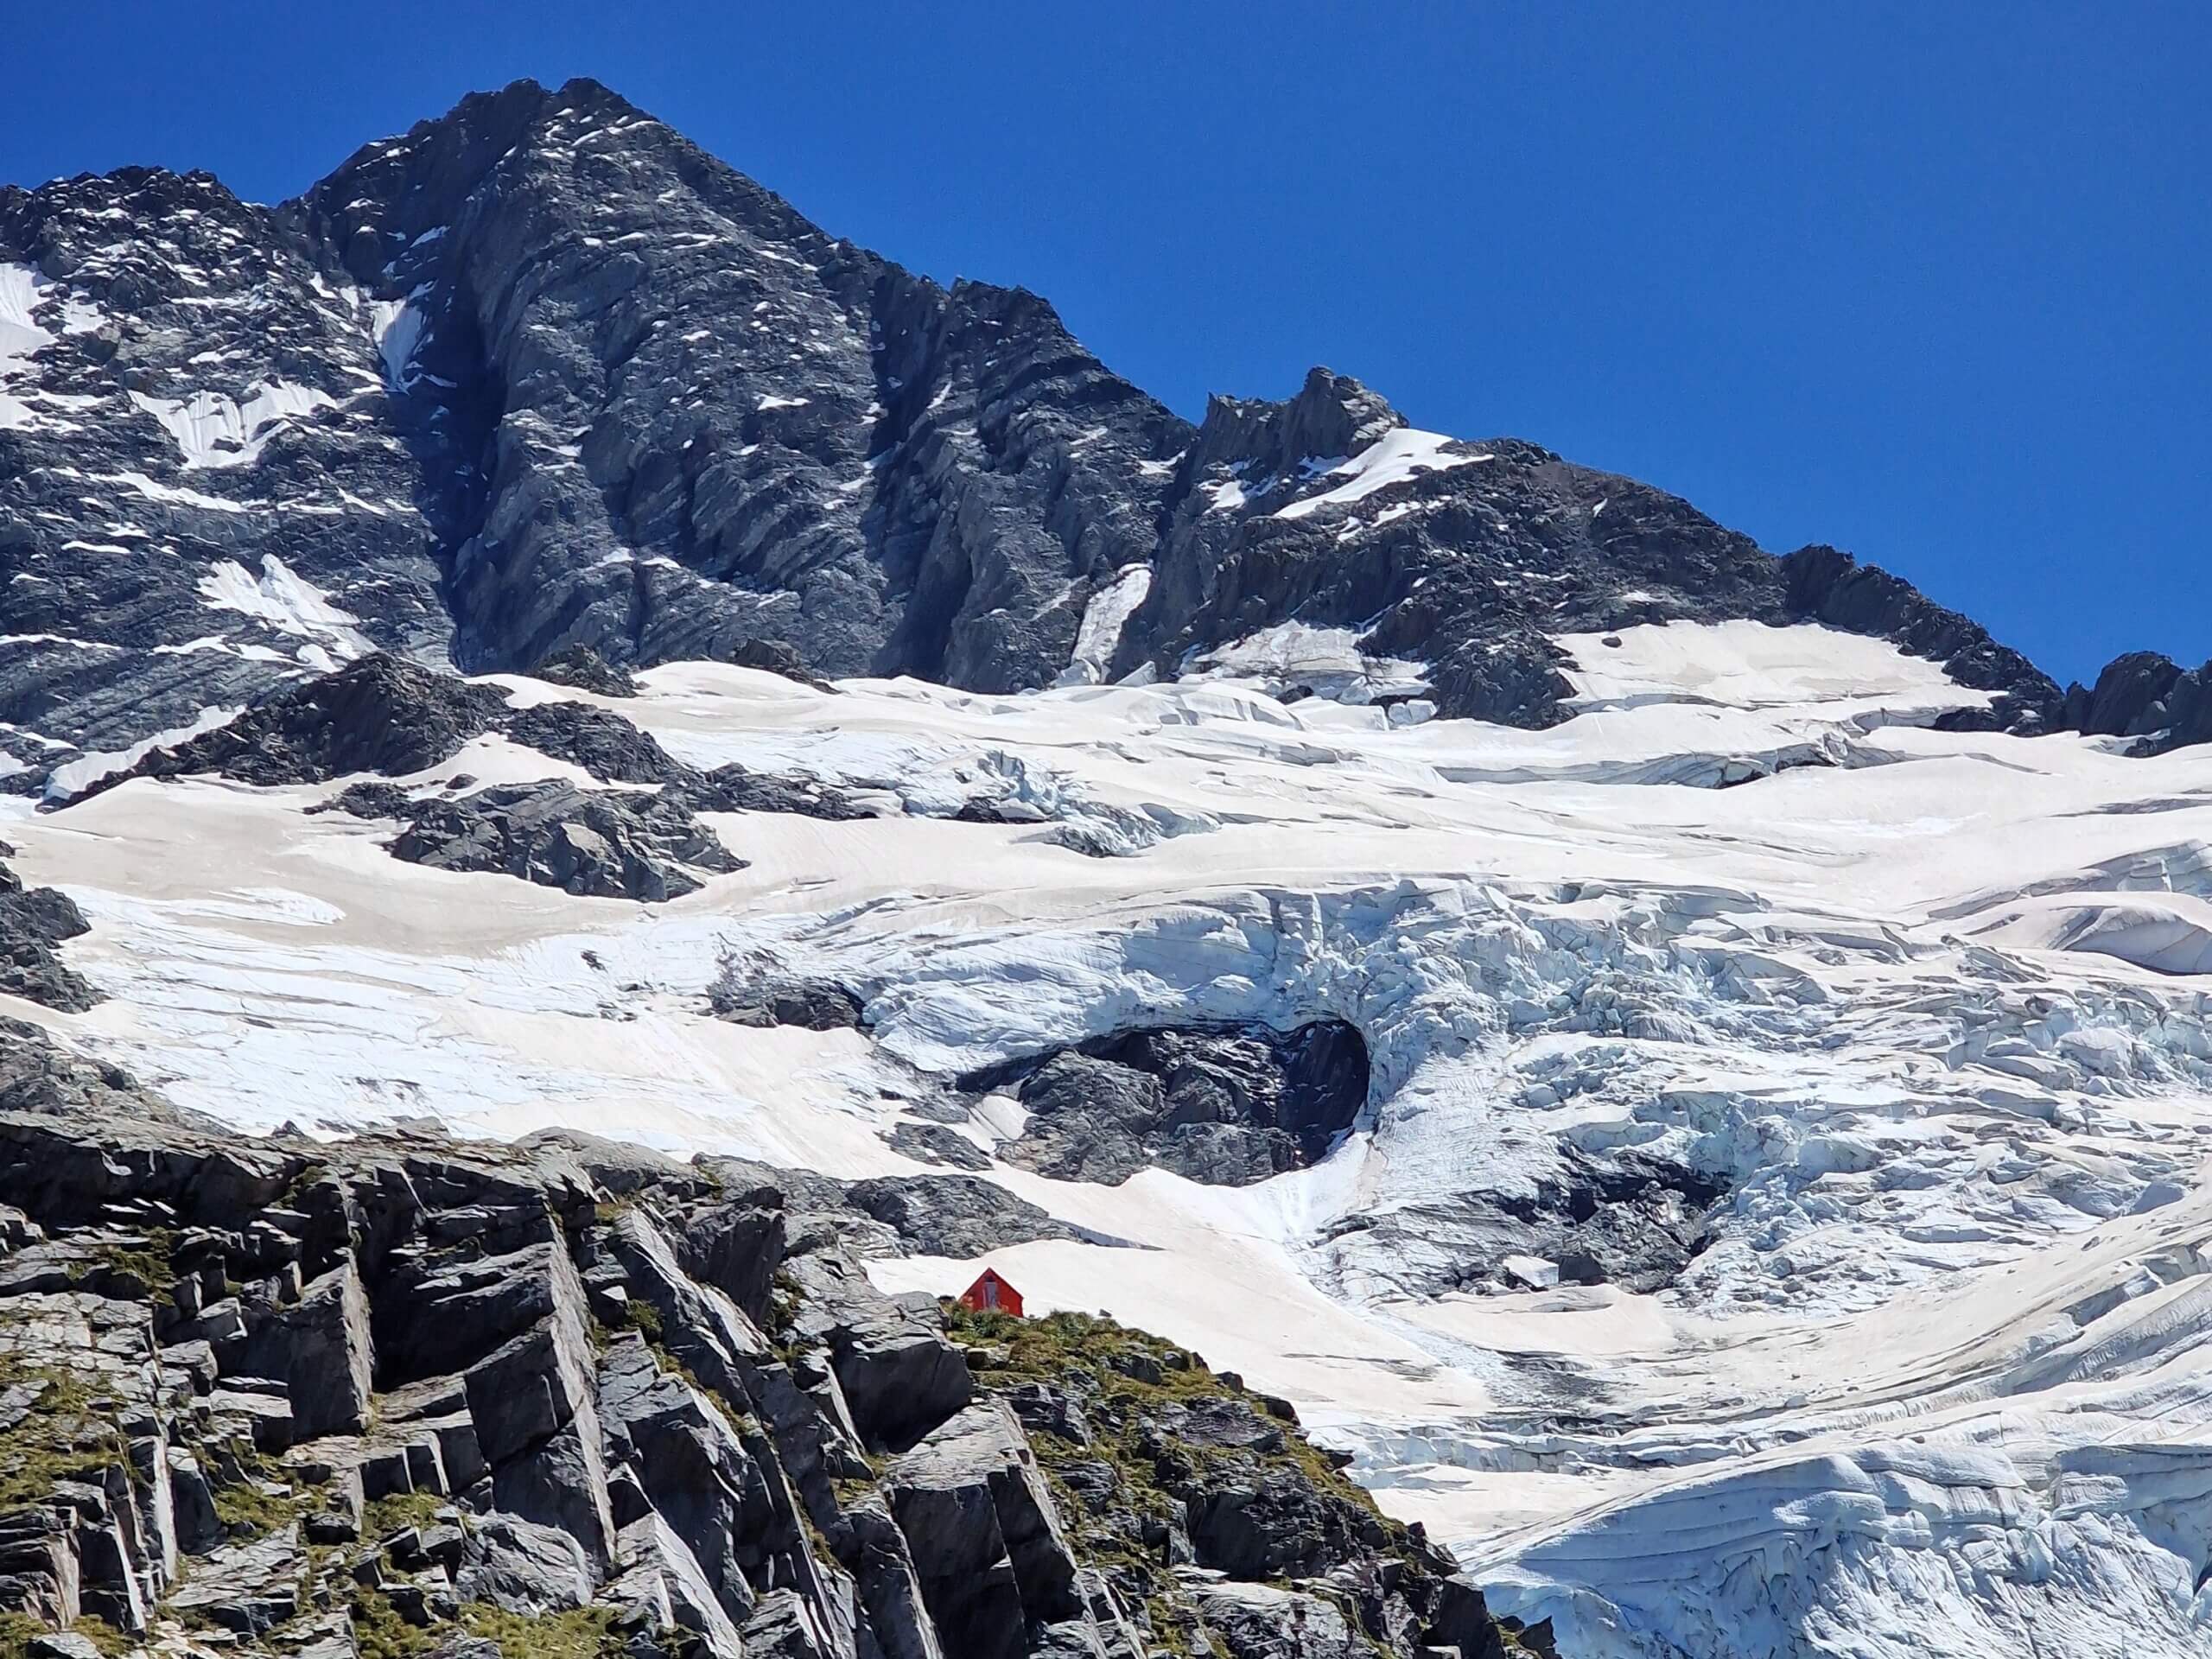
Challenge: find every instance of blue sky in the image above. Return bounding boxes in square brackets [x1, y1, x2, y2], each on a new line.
[4, 2, 2204, 684]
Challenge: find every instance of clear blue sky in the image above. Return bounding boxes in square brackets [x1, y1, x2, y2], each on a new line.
[5, 2, 2204, 684]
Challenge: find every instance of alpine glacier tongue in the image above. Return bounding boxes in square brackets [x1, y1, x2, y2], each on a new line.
[3, 74, 2212, 1659]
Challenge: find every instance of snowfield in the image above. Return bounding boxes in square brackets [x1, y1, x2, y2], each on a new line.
[7, 619, 2212, 1657]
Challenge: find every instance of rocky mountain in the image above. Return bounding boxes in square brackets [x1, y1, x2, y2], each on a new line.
[5, 76, 2193, 797]
[0, 1103, 1537, 1659]
[5, 74, 2212, 1659]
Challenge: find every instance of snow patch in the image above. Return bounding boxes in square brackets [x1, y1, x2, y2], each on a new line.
[43, 704, 244, 803]
[1054, 565, 1154, 688]
[196, 556, 373, 659]
[130, 381, 337, 469]
[1274, 429, 1491, 520]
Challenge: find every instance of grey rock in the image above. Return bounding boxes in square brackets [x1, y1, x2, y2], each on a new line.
[875, 1122, 991, 1172]
[836, 1499, 945, 1659]
[677, 1197, 789, 1328]
[979, 1020, 1369, 1189]
[883, 1401, 1083, 1659]
[380, 1236, 582, 1385]
[389, 778, 742, 901]
[0, 866, 99, 1011]
[838, 1175, 1090, 1260]
[1321, 1145, 1725, 1300]
[0, 1029, 188, 1128]
[738, 1590, 832, 1659]
[164, 1446, 225, 1556]
[605, 1513, 747, 1659]
[73, 655, 507, 801]
[164, 1523, 303, 1634]
[2063, 650, 2212, 754]
[596, 1336, 771, 1625]
[1175, 1572, 1360, 1659]
[488, 1417, 617, 1570]
[241, 1259, 374, 1438]
[454, 1513, 594, 1613]
[710, 973, 867, 1031]
[532, 644, 639, 698]
[785, 1252, 971, 1452]
[683, 765, 874, 823]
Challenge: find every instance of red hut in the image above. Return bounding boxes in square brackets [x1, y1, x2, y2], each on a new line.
[958, 1268, 1024, 1317]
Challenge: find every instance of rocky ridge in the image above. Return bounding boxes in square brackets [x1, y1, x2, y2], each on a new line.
[0, 1106, 1535, 1659]
[3, 77, 2195, 798]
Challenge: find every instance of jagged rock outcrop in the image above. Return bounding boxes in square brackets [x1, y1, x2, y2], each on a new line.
[0, 1104, 1522, 1658]
[966, 1020, 1370, 1187]
[943, 1305, 1549, 1659]
[389, 779, 743, 900]
[0, 853, 98, 1011]
[0, 1020, 188, 1122]
[4, 74, 2156, 798]
[1319, 1145, 1727, 1300]
[2061, 649, 2212, 753]
[707, 955, 868, 1032]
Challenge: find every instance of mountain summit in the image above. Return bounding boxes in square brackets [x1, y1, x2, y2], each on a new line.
[5, 76, 2184, 791]
[3, 79, 2212, 1659]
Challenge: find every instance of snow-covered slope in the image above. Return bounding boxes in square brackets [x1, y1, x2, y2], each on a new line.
[9, 618, 2212, 1656]
[10, 73, 2212, 1659]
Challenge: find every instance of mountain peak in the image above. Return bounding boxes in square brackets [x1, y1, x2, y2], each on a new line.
[1191, 365, 1405, 479]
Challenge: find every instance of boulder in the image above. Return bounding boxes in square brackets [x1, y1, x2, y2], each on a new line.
[453, 1514, 594, 1613]
[1176, 1572, 1361, 1659]
[738, 1590, 832, 1659]
[389, 779, 742, 900]
[604, 1513, 746, 1659]
[163, 1524, 304, 1635]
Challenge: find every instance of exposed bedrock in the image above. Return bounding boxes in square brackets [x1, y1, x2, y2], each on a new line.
[388, 779, 742, 901]
[17, 73, 2202, 803]
[961, 1020, 1370, 1188]
[0, 1107, 1537, 1659]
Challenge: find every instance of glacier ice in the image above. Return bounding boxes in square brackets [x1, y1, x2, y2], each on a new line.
[7, 622, 2212, 1656]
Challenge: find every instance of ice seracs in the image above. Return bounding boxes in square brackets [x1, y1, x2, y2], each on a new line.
[8, 618, 2212, 1655]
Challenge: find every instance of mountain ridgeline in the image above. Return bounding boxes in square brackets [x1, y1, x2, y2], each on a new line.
[0, 77, 2195, 789]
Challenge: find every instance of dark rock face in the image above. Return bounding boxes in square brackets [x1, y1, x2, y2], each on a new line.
[67, 654, 506, 799]
[0, 855, 99, 1011]
[4, 73, 2144, 798]
[878, 1122, 992, 1172]
[2060, 650, 2212, 753]
[969, 1020, 1370, 1188]
[531, 645, 639, 698]
[2064, 651, 2184, 738]
[684, 764, 874, 823]
[283, 77, 1185, 701]
[388, 779, 742, 901]
[708, 959, 866, 1030]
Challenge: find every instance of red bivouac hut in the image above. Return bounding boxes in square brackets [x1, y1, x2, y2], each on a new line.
[958, 1268, 1024, 1317]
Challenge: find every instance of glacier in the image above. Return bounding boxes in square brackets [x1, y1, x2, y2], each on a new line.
[7, 616, 2212, 1656]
